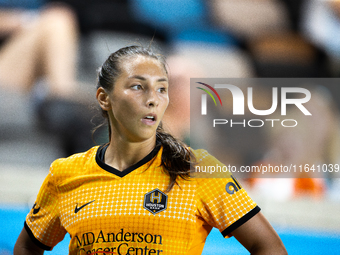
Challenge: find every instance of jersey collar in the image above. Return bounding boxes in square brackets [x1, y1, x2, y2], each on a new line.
[95, 140, 162, 178]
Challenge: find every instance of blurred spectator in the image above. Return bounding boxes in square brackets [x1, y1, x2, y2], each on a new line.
[0, 0, 173, 158]
[207, 0, 332, 77]
[301, 0, 340, 76]
[208, 0, 290, 41]
[0, 1, 95, 156]
[0, 2, 79, 97]
[50, 0, 167, 41]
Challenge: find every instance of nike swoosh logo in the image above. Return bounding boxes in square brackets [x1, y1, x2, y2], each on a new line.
[75, 200, 95, 214]
[32, 203, 40, 215]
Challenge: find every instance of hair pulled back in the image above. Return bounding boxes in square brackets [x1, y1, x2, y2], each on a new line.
[96, 45, 193, 192]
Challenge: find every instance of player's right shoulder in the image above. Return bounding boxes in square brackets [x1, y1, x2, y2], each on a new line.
[50, 146, 99, 176]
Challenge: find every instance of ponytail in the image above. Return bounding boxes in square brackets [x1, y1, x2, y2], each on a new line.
[156, 125, 194, 192]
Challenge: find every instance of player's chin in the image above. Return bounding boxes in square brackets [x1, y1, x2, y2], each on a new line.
[130, 128, 158, 143]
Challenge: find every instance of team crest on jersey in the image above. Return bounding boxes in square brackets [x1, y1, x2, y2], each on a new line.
[143, 188, 168, 215]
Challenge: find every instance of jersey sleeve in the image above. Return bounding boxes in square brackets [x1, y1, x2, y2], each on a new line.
[25, 161, 67, 250]
[194, 150, 260, 238]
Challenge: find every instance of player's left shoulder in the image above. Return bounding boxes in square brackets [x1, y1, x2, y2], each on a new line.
[190, 148, 225, 167]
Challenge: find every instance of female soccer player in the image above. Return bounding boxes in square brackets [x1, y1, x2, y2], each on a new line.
[14, 46, 287, 255]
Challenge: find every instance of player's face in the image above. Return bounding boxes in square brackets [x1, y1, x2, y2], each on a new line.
[107, 55, 169, 142]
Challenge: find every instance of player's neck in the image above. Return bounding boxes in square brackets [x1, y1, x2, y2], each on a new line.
[104, 136, 156, 172]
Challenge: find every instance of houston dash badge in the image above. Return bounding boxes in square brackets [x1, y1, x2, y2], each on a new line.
[143, 188, 168, 215]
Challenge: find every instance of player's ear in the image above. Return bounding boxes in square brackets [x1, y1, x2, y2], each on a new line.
[96, 87, 111, 111]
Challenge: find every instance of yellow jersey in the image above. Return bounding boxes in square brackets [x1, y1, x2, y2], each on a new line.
[25, 144, 259, 255]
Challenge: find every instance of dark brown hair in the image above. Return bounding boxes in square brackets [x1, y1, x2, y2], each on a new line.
[96, 45, 193, 192]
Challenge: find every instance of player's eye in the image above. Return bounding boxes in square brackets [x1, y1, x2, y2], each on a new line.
[131, 84, 143, 90]
[157, 87, 167, 93]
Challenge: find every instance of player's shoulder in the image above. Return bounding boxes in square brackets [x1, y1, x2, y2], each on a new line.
[191, 148, 211, 161]
[50, 146, 99, 174]
[191, 148, 224, 167]
[189, 148, 233, 182]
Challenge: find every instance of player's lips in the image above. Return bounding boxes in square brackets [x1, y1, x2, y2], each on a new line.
[141, 113, 157, 126]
